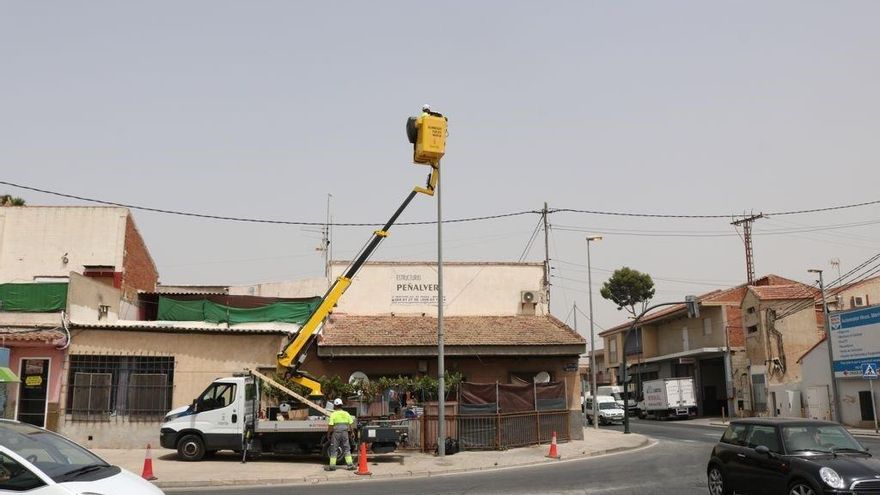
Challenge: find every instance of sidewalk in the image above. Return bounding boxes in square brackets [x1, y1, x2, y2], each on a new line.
[96, 428, 651, 489]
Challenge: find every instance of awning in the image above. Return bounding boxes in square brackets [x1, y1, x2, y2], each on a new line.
[0, 367, 20, 383]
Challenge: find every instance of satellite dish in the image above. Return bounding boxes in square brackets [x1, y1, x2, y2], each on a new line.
[534, 371, 551, 384]
[349, 371, 369, 386]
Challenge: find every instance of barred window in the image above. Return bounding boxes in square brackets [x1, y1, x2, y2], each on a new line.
[66, 356, 174, 422]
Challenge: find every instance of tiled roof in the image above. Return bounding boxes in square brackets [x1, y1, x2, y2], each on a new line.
[0, 329, 66, 343]
[749, 284, 818, 301]
[70, 320, 298, 335]
[319, 315, 585, 347]
[599, 274, 810, 336]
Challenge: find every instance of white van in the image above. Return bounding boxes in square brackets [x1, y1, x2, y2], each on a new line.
[584, 395, 625, 425]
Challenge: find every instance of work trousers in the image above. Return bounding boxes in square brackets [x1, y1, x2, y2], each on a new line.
[329, 430, 352, 463]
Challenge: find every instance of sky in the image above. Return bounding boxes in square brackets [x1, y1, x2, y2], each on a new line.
[1, 1, 879, 343]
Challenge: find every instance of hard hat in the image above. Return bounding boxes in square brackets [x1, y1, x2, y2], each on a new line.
[422, 104, 431, 111]
[333, 398, 343, 406]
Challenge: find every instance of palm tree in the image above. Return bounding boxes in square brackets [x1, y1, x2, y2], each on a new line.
[0, 195, 25, 206]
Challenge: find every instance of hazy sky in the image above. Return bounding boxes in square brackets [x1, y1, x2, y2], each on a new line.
[2, 1, 879, 340]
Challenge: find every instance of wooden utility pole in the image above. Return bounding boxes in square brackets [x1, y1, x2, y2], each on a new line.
[731, 213, 764, 284]
[542, 202, 551, 313]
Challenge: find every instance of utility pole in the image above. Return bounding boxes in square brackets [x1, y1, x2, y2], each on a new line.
[437, 166, 446, 457]
[731, 213, 764, 284]
[809, 269, 841, 423]
[586, 235, 602, 430]
[543, 202, 551, 313]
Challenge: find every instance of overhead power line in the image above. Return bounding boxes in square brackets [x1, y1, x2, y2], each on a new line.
[0, 179, 536, 227]
[3, 179, 880, 226]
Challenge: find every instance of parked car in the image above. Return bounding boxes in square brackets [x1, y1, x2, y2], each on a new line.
[0, 419, 164, 494]
[584, 395, 625, 425]
[707, 418, 879, 495]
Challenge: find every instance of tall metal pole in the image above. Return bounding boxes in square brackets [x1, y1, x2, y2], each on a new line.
[812, 269, 841, 423]
[586, 236, 600, 431]
[542, 202, 551, 314]
[437, 166, 446, 456]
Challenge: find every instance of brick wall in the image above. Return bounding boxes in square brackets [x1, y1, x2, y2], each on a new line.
[121, 215, 158, 300]
[726, 306, 745, 347]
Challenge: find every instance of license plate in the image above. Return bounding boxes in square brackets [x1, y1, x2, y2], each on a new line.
[676, 408, 688, 415]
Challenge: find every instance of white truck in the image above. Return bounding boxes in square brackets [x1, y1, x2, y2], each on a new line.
[160, 372, 407, 461]
[638, 377, 697, 420]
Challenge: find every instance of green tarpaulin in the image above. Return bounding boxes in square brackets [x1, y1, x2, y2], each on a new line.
[0, 368, 19, 383]
[157, 297, 320, 325]
[0, 283, 68, 312]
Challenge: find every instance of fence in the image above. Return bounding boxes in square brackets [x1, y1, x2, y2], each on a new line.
[416, 410, 571, 452]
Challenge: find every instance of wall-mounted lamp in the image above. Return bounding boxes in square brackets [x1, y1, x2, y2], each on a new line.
[98, 304, 110, 319]
[61, 253, 69, 265]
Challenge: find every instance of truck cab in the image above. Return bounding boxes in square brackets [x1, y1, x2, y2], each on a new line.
[160, 376, 259, 461]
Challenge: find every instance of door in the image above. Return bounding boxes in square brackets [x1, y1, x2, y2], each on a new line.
[192, 381, 243, 450]
[806, 386, 830, 420]
[16, 359, 49, 427]
[717, 423, 750, 493]
[742, 424, 787, 495]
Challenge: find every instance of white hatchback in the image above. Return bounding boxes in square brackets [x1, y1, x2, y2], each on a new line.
[0, 420, 164, 495]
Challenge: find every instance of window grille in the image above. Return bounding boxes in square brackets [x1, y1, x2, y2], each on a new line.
[66, 355, 174, 422]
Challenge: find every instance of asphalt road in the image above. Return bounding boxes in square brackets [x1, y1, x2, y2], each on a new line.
[166, 420, 880, 495]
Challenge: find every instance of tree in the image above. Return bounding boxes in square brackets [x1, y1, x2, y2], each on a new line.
[0, 195, 25, 206]
[600, 266, 655, 317]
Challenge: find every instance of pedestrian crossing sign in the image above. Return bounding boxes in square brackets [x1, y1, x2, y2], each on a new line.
[862, 362, 879, 379]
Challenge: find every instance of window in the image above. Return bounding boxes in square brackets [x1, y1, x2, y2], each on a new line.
[746, 307, 756, 315]
[608, 339, 618, 363]
[703, 318, 712, 336]
[747, 325, 758, 335]
[746, 425, 780, 452]
[197, 383, 236, 412]
[720, 424, 748, 446]
[66, 355, 174, 422]
[624, 328, 642, 355]
[0, 453, 45, 491]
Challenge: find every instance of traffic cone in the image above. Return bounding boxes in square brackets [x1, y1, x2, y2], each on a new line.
[546, 431, 560, 459]
[141, 444, 157, 480]
[355, 441, 372, 476]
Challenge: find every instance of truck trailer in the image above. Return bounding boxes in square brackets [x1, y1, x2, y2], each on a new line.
[638, 377, 697, 420]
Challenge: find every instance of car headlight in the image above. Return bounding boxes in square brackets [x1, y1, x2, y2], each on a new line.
[819, 467, 845, 489]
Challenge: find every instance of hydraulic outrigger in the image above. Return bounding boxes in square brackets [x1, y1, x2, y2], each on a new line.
[276, 108, 448, 398]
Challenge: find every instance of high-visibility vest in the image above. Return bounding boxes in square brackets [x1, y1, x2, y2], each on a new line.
[328, 409, 354, 431]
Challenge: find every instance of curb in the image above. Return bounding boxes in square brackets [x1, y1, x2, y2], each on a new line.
[155, 437, 653, 490]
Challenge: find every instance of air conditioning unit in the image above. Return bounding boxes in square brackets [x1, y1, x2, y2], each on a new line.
[521, 290, 538, 304]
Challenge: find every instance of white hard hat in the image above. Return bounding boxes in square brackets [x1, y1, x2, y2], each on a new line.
[333, 398, 343, 406]
[422, 104, 431, 111]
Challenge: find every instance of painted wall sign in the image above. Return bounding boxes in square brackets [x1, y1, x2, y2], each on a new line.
[390, 272, 446, 305]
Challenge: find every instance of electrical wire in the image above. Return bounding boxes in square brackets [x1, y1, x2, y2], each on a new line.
[0, 179, 537, 227]
[5, 178, 880, 227]
[518, 216, 544, 262]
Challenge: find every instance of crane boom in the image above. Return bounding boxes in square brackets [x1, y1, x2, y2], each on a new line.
[276, 110, 447, 395]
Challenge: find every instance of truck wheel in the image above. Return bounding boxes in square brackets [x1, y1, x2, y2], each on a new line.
[177, 434, 206, 462]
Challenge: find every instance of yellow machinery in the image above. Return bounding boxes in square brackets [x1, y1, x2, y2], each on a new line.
[276, 107, 447, 396]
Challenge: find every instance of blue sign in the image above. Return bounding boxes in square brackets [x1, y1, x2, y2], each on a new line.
[862, 362, 879, 380]
[830, 306, 880, 377]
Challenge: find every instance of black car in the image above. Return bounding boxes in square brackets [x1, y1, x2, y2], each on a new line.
[707, 418, 880, 495]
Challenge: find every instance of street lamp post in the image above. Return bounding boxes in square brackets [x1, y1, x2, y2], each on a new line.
[809, 269, 841, 423]
[586, 235, 602, 431]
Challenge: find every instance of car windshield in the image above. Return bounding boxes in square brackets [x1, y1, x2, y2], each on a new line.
[599, 402, 619, 410]
[0, 422, 108, 481]
[782, 425, 865, 454]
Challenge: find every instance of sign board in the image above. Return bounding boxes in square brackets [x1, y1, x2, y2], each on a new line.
[679, 357, 696, 365]
[391, 272, 446, 306]
[862, 362, 879, 380]
[563, 363, 578, 372]
[830, 307, 880, 378]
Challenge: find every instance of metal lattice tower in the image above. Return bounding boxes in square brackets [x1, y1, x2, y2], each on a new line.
[731, 213, 764, 284]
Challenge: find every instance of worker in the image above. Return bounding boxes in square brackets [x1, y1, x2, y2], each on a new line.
[325, 398, 355, 471]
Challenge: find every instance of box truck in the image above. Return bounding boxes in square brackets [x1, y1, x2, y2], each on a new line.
[638, 378, 697, 420]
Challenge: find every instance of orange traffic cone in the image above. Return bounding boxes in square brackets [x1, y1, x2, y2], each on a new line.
[355, 441, 372, 476]
[142, 443, 157, 480]
[546, 431, 560, 459]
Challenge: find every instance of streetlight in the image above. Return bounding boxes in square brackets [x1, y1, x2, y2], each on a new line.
[808, 268, 841, 423]
[586, 235, 602, 431]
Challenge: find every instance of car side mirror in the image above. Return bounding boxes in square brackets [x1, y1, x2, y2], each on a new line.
[755, 445, 772, 456]
[191, 399, 199, 413]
